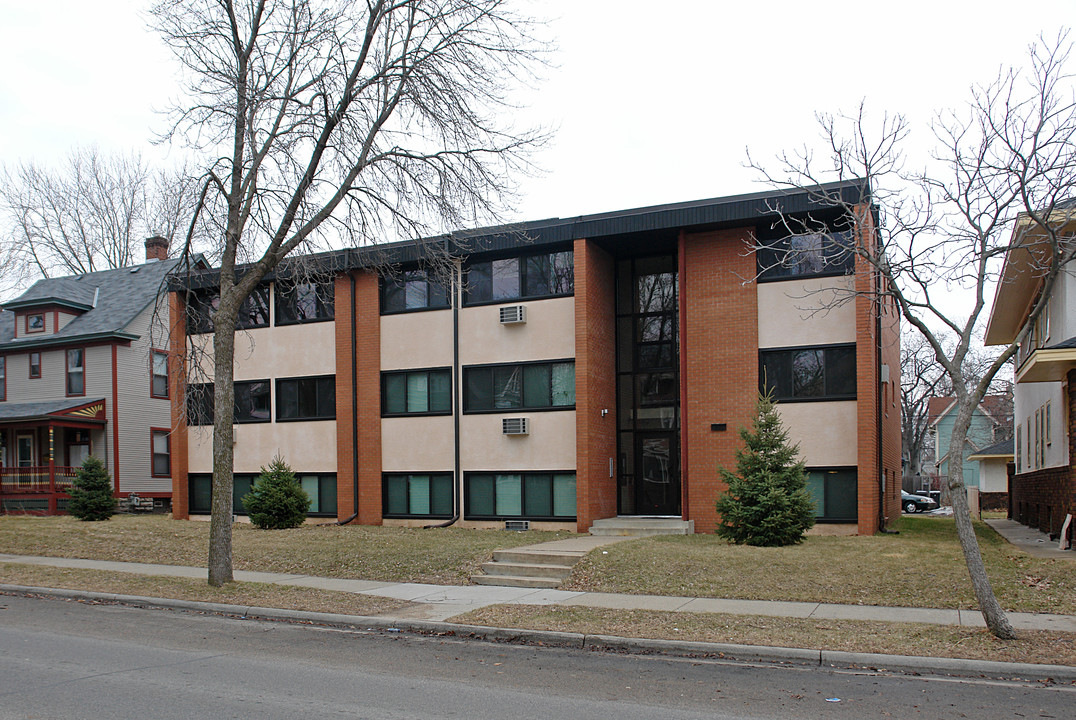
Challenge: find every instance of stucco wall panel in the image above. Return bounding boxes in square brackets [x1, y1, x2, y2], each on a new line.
[774, 401, 859, 467]
[757, 276, 856, 348]
[187, 421, 337, 474]
[380, 310, 454, 370]
[459, 297, 575, 366]
[460, 411, 576, 471]
[382, 416, 454, 471]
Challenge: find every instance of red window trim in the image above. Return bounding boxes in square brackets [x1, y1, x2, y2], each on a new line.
[29, 351, 41, 379]
[150, 349, 169, 399]
[66, 347, 86, 398]
[150, 427, 171, 478]
[25, 312, 46, 334]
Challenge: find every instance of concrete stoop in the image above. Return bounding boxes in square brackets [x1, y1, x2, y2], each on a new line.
[471, 549, 585, 589]
[589, 517, 695, 537]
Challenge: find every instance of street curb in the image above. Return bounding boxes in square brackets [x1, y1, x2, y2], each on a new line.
[4, 584, 1074, 682]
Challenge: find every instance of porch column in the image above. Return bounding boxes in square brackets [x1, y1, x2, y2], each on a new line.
[48, 424, 56, 515]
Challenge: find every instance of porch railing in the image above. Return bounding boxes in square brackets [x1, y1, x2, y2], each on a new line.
[0, 466, 78, 494]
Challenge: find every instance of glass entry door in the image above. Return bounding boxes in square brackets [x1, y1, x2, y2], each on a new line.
[615, 254, 681, 516]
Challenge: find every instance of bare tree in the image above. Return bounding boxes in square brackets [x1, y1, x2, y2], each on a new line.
[0, 148, 196, 281]
[750, 33, 1076, 639]
[901, 330, 944, 491]
[151, 0, 546, 586]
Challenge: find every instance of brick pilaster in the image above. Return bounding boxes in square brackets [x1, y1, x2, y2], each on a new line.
[168, 291, 189, 519]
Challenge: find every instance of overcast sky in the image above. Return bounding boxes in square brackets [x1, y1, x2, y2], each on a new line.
[0, 0, 1072, 226]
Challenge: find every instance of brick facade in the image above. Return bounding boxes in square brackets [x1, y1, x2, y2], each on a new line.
[574, 238, 617, 531]
[680, 228, 758, 534]
[168, 291, 189, 519]
[334, 271, 382, 524]
[1010, 368, 1076, 541]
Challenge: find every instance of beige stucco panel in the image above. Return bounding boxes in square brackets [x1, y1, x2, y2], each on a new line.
[382, 416, 455, 471]
[381, 310, 454, 371]
[186, 322, 336, 380]
[774, 401, 858, 467]
[187, 421, 336, 473]
[460, 411, 577, 471]
[458, 297, 575, 366]
[757, 276, 856, 348]
[978, 458, 1009, 493]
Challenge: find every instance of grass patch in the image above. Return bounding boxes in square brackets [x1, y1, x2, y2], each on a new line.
[0, 563, 411, 617]
[564, 516, 1076, 614]
[0, 515, 571, 585]
[453, 605, 1076, 667]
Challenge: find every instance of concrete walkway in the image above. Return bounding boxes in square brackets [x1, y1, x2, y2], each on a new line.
[2, 551, 1074, 632]
[985, 518, 1075, 560]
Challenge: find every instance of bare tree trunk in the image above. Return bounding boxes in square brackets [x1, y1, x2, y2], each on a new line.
[947, 411, 1015, 639]
[208, 299, 238, 587]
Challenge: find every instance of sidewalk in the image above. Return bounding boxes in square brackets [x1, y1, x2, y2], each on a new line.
[2, 551, 1074, 632]
[985, 518, 1075, 560]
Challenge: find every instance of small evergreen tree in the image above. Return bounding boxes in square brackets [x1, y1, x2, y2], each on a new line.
[715, 392, 815, 546]
[242, 456, 310, 529]
[67, 456, 115, 521]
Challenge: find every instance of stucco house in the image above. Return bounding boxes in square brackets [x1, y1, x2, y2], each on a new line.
[169, 183, 902, 535]
[984, 205, 1076, 546]
[0, 238, 183, 514]
[966, 439, 1014, 513]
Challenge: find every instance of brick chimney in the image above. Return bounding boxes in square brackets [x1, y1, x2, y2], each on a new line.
[145, 236, 169, 262]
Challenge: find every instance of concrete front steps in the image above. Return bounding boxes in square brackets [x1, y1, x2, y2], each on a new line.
[589, 517, 694, 537]
[471, 548, 584, 589]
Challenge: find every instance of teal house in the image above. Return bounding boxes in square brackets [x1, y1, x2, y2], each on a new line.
[927, 395, 1011, 490]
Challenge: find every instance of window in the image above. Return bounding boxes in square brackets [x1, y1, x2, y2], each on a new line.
[464, 360, 575, 412]
[1045, 400, 1052, 445]
[805, 468, 857, 521]
[300, 474, 337, 515]
[1015, 425, 1022, 471]
[465, 472, 576, 520]
[187, 383, 214, 426]
[0, 356, 5, 401]
[276, 375, 335, 421]
[29, 352, 41, 379]
[66, 348, 85, 396]
[151, 351, 168, 398]
[464, 249, 574, 305]
[187, 381, 274, 425]
[381, 269, 450, 313]
[383, 473, 454, 518]
[151, 429, 171, 477]
[26, 313, 45, 333]
[185, 285, 270, 334]
[760, 344, 856, 402]
[756, 216, 855, 281]
[234, 380, 271, 423]
[382, 369, 452, 416]
[275, 279, 335, 324]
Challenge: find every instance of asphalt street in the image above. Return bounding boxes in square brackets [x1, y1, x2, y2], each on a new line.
[0, 593, 1072, 720]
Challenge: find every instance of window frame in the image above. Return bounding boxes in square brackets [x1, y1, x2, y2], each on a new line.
[65, 347, 85, 397]
[150, 350, 169, 399]
[379, 268, 452, 315]
[462, 247, 575, 306]
[463, 471, 577, 521]
[804, 466, 858, 522]
[381, 367, 453, 417]
[0, 355, 5, 401]
[275, 374, 336, 422]
[755, 215, 856, 283]
[29, 351, 41, 379]
[233, 379, 272, 424]
[186, 382, 214, 426]
[759, 343, 857, 403]
[274, 278, 335, 325]
[150, 428, 171, 478]
[25, 313, 46, 334]
[185, 284, 271, 334]
[382, 473, 455, 519]
[462, 359, 576, 414]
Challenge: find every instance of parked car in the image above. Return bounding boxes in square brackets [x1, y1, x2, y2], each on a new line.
[902, 491, 939, 514]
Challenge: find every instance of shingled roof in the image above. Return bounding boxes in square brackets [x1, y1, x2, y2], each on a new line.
[0, 258, 182, 351]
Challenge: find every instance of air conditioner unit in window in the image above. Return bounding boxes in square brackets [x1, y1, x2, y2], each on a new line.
[499, 305, 526, 324]
[502, 417, 529, 435]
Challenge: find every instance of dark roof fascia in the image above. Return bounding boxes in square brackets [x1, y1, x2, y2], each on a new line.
[0, 330, 139, 353]
[167, 180, 869, 289]
[2, 296, 95, 313]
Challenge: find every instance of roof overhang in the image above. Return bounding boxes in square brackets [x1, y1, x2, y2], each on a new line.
[966, 451, 1014, 462]
[1015, 347, 1076, 383]
[0, 330, 138, 353]
[2, 297, 94, 313]
[0, 398, 107, 426]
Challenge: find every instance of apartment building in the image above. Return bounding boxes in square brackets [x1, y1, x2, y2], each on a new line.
[169, 182, 901, 534]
